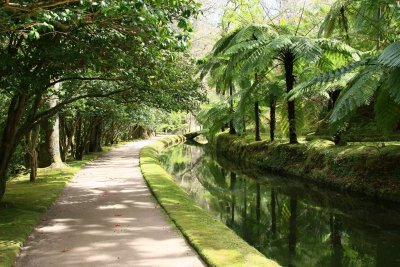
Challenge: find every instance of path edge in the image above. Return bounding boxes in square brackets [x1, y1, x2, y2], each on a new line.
[2, 143, 125, 267]
[139, 135, 281, 267]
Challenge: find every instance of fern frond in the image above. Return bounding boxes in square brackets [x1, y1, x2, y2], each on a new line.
[378, 42, 400, 67]
[290, 57, 374, 99]
[375, 81, 400, 135]
[318, 0, 351, 38]
[224, 39, 265, 56]
[240, 45, 273, 80]
[211, 28, 241, 55]
[197, 103, 233, 137]
[226, 24, 270, 48]
[330, 65, 383, 122]
[315, 38, 360, 60]
[388, 67, 400, 103]
[292, 37, 322, 63]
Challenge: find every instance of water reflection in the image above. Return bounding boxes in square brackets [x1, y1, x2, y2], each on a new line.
[159, 144, 400, 267]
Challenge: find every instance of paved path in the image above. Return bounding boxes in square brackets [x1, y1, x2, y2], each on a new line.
[16, 138, 205, 267]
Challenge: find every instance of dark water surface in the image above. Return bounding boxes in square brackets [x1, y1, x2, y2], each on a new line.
[159, 143, 400, 267]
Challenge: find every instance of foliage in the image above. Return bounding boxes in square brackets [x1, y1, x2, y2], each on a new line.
[0, 0, 206, 201]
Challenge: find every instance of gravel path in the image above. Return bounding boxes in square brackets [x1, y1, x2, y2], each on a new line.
[16, 138, 205, 267]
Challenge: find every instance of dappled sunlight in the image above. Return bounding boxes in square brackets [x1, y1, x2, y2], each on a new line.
[15, 139, 204, 267]
[40, 223, 74, 234]
[97, 204, 128, 210]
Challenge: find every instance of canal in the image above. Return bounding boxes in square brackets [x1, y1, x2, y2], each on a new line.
[160, 142, 400, 267]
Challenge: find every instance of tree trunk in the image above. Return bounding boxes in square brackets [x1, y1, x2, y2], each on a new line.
[59, 114, 75, 161]
[132, 125, 149, 139]
[270, 96, 277, 142]
[0, 94, 27, 201]
[229, 83, 236, 135]
[74, 113, 84, 160]
[255, 101, 261, 141]
[284, 52, 298, 144]
[328, 89, 340, 111]
[38, 95, 65, 168]
[26, 126, 40, 182]
[89, 117, 103, 152]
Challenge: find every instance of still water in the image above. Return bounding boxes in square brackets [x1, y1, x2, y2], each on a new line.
[159, 143, 400, 267]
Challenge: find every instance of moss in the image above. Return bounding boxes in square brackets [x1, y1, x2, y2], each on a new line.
[0, 143, 123, 267]
[140, 136, 280, 267]
[215, 133, 400, 203]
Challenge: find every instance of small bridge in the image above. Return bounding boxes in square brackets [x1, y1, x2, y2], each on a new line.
[184, 131, 202, 140]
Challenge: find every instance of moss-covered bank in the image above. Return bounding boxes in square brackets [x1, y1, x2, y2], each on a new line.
[215, 133, 400, 203]
[139, 136, 280, 267]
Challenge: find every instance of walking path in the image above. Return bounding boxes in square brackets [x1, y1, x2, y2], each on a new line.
[16, 138, 205, 267]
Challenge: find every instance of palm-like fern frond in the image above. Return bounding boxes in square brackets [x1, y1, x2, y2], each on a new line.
[197, 103, 233, 137]
[290, 57, 375, 99]
[330, 64, 383, 122]
[315, 38, 360, 60]
[292, 37, 322, 63]
[387, 67, 400, 103]
[211, 28, 242, 55]
[374, 83, 400, 134]
[318, 0, 351, 39]
[378, 41, 400, 67]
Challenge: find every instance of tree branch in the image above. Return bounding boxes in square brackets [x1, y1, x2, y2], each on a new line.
[1, 0, 81, 11]
[48, 76, 127, 88]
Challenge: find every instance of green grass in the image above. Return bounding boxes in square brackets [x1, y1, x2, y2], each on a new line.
[139, 136, 281, 267]
[0, 143, 123, 267]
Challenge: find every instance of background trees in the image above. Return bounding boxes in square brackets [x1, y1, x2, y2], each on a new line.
[0, 0, 205, 201]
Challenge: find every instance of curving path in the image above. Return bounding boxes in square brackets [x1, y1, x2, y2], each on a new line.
[16, 138, 205, 267]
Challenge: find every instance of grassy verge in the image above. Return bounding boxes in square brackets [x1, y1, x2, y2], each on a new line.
[215, 133, 400, 203]
[139, 136, 280, 267]
[0, 143, 123, 267]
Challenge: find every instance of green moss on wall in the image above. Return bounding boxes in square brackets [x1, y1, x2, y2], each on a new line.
[215, 133, 400, 203]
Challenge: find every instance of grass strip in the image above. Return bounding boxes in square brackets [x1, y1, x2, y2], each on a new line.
[0, 144, 122, 267]
[139, 135, 281, 267]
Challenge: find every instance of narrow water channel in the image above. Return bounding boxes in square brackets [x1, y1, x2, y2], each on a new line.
[159, 143, 400, 267]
